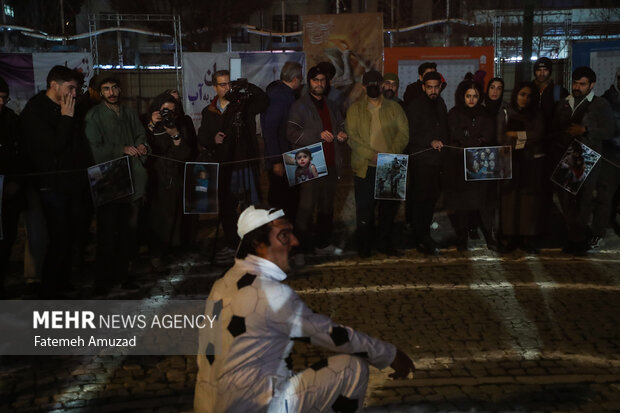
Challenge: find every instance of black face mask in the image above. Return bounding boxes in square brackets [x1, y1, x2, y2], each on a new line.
[366, 85, 381, 98]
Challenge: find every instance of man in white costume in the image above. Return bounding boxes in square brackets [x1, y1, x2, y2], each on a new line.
[195, 205, 415, 412]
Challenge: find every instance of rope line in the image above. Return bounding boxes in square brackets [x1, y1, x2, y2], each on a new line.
[3, 145, 618, 178]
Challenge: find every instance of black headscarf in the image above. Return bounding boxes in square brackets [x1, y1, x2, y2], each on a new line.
[454, 79, 484, 117]
[482, 77, 505, 116]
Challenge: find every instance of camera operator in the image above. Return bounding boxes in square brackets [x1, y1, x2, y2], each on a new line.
[197, 70, 268, 264]
[144, 92, 194, 270]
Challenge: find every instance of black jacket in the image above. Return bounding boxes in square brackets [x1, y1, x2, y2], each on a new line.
[20, 91, 84, 192]
[405, 93, 449, 165]
[197, 83, 268, 167]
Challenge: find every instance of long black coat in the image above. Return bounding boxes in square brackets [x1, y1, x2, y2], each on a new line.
[497, 105, 545, 236]
[444, 106, 496, 210]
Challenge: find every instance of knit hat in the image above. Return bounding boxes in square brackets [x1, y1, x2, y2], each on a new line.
[533, 57, 553, 74]
[0, 75, 8, 95]
[362, 70, 383, 85]
[383, 72, 399, 88]
[237, 206, 285, 239]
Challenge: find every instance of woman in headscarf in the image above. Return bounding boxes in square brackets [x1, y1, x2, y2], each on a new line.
[143, 92, 194, 270]
[497, 81, 545, 253]
[482, 77, 506, 119]
[445, 79, 498, 251]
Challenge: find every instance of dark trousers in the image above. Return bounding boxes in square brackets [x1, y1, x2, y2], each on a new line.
[149, 186, 183, 258]
[39, 190, 74, 296]
[556, 163, 600, 243]
[219, 167, 260, 249]
[0, 184, 24, 297]
[408, 162, 442, 242]
[592, 160, 620, 237]
[268, 169, 299, 225]
[354, 167, 400, 254]
[295, 172, 337, 252]
[95, 199, 141, 286]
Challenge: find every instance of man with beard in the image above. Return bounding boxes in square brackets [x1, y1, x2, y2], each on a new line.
[381, 72, 404, 105]
[405, 71, 449, 255]
[85, 77, 148, 293]
[20, 66, 84, 298]
[551, 66, 614, 255]
[287, 65, 348, 266]
[403, 62, 437, 104]
[346, 70, 409, 257]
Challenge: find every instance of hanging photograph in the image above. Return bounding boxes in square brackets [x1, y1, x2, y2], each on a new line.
[183, 162, 219, 214]
[374, 153, 408, 200]
[283, 142, 328, 187]
[464, 146, 512, 181]
[87, 156, 134, 207]
[551, 140, 601, 195]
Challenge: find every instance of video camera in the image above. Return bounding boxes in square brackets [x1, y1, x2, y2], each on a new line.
[224, 78, 253, 104]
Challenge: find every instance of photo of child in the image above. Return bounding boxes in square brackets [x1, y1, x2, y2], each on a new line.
[282, 142, 328, 187]
[183, 162, 219, 214]
[294, 149, 319, 184]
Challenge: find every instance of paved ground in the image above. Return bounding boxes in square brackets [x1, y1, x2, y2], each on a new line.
[1, 241, 619, 412]
[1, 169, 619, 412]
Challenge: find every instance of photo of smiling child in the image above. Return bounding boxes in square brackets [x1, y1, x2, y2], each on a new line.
[282, 142, 328, 187]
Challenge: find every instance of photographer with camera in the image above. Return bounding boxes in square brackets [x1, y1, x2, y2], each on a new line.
[144, 92, 194, 270]
[197, 70, 268, 265]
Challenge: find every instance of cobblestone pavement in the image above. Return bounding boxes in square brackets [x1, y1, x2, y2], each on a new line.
[1, 241, 619, 412]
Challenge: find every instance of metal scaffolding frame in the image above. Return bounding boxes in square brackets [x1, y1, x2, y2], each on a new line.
[88, 13, 183, 91]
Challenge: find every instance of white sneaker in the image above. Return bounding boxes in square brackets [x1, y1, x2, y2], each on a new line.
[589, 236, 604, 250]
[293, 253, 305, 267]
[314, 244, 343, 256]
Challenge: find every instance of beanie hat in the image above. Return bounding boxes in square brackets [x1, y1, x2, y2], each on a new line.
[383, 72, 399, 88]
[533, 57, 553, 74]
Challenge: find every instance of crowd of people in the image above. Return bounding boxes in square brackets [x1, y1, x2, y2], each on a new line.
[0, 57, 619, 298]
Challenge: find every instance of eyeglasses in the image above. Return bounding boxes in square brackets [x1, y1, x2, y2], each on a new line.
[0, 95, 10, 103]
[276, 228, 294, 245]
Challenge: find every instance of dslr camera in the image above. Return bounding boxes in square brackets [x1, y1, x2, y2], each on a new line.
[159, 107, 177, 129]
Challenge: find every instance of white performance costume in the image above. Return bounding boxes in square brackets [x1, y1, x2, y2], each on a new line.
[194, 254, 396, 413]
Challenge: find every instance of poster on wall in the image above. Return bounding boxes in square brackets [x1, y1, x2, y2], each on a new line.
[182, 52, 304, 131]
[302, 13, 384, 88]
[384, 47, 494, 109]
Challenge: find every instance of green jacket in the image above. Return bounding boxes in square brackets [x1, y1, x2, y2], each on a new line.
[346, 96, 409, 178]
[85, 103, 148, 201]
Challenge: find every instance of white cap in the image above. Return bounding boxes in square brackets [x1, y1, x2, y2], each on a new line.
[237, 206, 285, 239]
